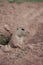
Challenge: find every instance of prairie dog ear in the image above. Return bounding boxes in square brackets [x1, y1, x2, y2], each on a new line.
[17, 28, 19, 30]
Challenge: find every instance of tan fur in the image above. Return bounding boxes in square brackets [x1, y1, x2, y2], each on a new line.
[11, 27, 30, 49]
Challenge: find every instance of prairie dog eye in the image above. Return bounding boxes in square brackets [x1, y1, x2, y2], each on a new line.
[21, 28, 24, 31]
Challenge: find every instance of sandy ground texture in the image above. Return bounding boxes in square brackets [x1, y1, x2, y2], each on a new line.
[0, 1, 43, 65]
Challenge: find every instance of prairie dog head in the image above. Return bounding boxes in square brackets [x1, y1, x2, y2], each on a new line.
[16, 27, 29, 37]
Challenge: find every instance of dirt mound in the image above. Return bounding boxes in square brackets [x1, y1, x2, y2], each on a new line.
[0, 2, 43, 65]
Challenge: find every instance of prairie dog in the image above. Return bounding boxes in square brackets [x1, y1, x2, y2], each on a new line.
[11, 27, 30, 48]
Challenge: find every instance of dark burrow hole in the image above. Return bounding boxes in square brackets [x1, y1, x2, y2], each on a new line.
[0, 32, 12, 45]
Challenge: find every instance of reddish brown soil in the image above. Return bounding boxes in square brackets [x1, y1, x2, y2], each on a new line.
[0, 1, 43, 65]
